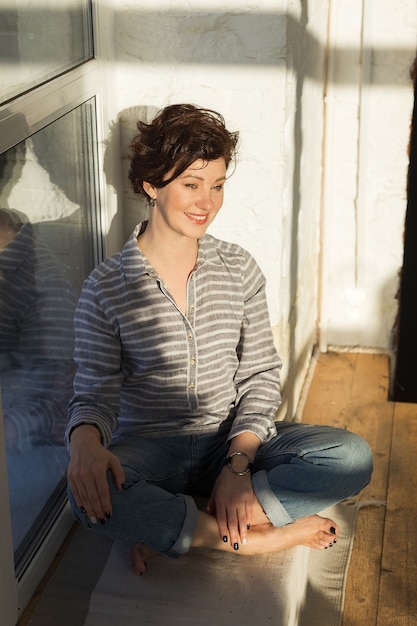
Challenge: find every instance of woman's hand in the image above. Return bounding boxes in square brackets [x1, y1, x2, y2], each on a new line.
[207, 431, 261, 548]
[206, 466, 254, 549]
[67, 425, 125, 524]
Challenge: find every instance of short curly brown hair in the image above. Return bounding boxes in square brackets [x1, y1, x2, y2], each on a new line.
[128, 104, 239, 200]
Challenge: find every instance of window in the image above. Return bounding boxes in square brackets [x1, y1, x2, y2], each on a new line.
[0, 0, 93, 105]
[1, 100, 101, 580]
[0, 1, 105, 621]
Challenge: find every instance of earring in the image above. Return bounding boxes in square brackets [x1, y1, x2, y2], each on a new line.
[149, 197, 156, 207]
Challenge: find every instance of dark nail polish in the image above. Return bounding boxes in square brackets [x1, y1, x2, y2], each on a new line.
[223, 536, 228, 543]
[80, 506, 86, 514]
[329, 542, 333, 547]
[330, 527, 336, 535]
[99, 518, 106, 525]
[247, 524, 251, 530]
[233, 543, 239, 551]
[333, 539, 337, 544]
[105, 511, 111, 519]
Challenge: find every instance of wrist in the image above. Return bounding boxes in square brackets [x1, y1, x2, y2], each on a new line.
[69, 423, 101, 445]
[224, 451, 253, 476]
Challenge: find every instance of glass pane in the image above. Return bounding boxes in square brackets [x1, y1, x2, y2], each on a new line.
[0, 0, 93, 104]
[0, 98, 101, 577]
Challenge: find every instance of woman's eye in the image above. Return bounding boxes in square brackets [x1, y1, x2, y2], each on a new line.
[185, 183, 197, 189]
[213, 185, 224, 191]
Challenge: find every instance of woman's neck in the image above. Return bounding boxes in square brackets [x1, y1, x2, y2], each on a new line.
[137, 221, 198, 270]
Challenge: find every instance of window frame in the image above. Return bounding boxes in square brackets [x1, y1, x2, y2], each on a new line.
[0, 1, 112, 619]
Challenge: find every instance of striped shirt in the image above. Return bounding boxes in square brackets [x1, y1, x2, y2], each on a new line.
[66, 223, 282, 448]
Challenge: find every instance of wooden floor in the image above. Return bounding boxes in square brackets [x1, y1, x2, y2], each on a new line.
[18, 351, 417, 625]
[302, 351, 417, 626]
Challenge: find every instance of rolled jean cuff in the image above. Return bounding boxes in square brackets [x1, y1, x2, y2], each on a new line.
[252, 470, 292, 527]
[166, 494, 199, 559]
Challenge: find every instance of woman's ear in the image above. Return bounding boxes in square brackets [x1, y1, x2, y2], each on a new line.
[142, 181, 156, 199]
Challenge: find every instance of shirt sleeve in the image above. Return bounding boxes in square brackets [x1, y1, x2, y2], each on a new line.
[228, 252, 282, 444]
[65, 277, 123, 450]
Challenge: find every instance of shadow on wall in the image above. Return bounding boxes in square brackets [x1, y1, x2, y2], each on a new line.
[103, 106, 160, 242]
[86, 3, 415, 418]
[1, 5, 414, 84]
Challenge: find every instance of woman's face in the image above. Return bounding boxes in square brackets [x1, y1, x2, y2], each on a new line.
[143, 158, 227, 240]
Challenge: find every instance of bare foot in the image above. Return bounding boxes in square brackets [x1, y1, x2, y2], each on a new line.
[130, 542, 158, 576]
[193, 511, 339, 555]
[129, 514, 338, 574]
[270, 514, 338, 551]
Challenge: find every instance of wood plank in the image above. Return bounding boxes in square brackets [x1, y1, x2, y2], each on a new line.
[377, 402, 417, 626]
[302, 352, 358, 426]
[333, 354, 393, 626]
[302, 352, 393, 626]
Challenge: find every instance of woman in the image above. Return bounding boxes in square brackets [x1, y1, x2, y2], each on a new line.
[66, 104, 372, 575]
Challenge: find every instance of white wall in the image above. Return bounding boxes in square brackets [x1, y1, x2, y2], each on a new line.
[101, 0, 329, 419]
[321, 0, 416, 351]
[101, 0, 416, 418]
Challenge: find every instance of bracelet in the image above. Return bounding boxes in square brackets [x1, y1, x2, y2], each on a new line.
[224, 451, 253, 476]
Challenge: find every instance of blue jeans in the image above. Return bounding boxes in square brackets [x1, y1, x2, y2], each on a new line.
[67, 422, 373, 558]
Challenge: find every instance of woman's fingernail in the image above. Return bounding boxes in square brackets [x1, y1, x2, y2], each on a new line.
[105, 511, 111, 519]
[90, 517, 98, 525]
[233, 543, 239, 551]
[80, 506, 86, 514]
[223, 536, 228, 543]
[247, 524, 251, 530]
[330, 527, 336, 535]
[99, 518, 106, 525]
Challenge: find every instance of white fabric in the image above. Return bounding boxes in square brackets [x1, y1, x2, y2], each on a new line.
[83, 503, 357, 626]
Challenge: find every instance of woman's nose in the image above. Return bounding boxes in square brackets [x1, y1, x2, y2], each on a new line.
[196, 188, 214, 210]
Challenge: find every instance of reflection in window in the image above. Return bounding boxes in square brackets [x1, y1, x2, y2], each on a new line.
[0, 99, 101, 577]
[0, 0, 93, 104]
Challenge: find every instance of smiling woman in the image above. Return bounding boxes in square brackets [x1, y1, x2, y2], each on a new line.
[65, 103, 372, 579]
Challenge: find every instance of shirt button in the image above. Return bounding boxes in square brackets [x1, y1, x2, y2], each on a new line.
[191, 357, 196, 365]
[188, 332, 193, 339]
[189, 382, 195, 389]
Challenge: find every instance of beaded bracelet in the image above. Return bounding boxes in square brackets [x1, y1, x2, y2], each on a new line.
[224, 451, 253, 476]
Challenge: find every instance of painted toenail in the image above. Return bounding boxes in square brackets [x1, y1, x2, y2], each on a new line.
[233, 543, 239, 551]
[330, 527, 336, 535]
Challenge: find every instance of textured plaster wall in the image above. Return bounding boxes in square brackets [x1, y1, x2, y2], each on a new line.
[322, 0, 416, 351]
[102, 0, 416, 417]
[103, 0, 326, 418]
